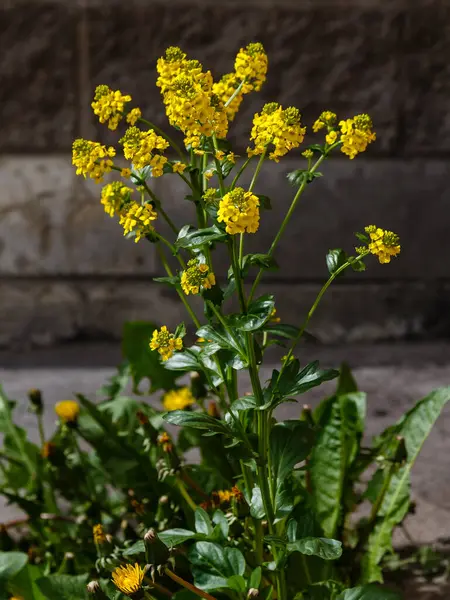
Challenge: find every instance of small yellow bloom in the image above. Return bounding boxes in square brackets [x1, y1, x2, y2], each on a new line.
[150, 326, 183, 361]
[121, 168, 132, 178]
[217, 187, 260, 235]
[120, 126, 169, 174]
[339, 114, 376, 159]
[325, 130, 338, 145]
[119, 202, 157, 243]
[172, 161, 187, 174]
[126, 107, 142, 126]
[181, 259, 216, 295]
[227, 152, 236, 164]
[269, 308, 281, 323]
[313, 110, 337, 133]
[91, 85, 131, 130]
[204, 170, 214, 180]
[302, 149, 313, 158]
[112, 563, 144, 596]
[93, 524, 107, 545]
[101, 181, 133, 217]
[215, 150, 225, 161]
[364, 225, 400, 264]
[72, 139, 115, 183]
[163, 387, 195, 411]
[234, 42, 268, 93]
[55, 400, 80, 424]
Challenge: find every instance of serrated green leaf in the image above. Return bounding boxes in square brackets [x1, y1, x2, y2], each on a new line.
[164, 348, 203, 372]
[122, 540, 145, 556]
[270, 421, 314, 483]
[159, 529, 198, 547]
[189, 542, 245, 591]
[163, 410, 230, 435]
[287, 538, 342, 560]
[274, 360, 339, 398]
[243, 253, 279, 271]
[176, 225, 227, 249]
[230, 295, 275, 332]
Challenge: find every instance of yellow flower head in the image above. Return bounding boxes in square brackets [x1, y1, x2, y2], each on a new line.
[172, 161, 187, 174]
[364, 225, 400, 264]
[119, 202, 157, 243]
[249, 103, 306, 161]
[227, 152, 236, 164]
[325, 130, 338, 145]
[126, 107, 142, 126]
[339, 114, 376, 159]
[121, 168, 132, 178]
[55, 400, 80, 424]
[72, 139, 115, 183]
[217, 187, 260, 234]
[181, 259, 216, 295]
[91, 85, 132, 130]
[203, 188, 218, 206]
[93, 524, 107, 545]
[156, 46, 190, 93]
[150, 326, 183, 361]
[100, 181, 133, 217]
[234, 42, 268, 93]
[212, 73, 244, 121]
[302, 149, 314, 158]
[215, 150, 225, 161]
[112, 563, 144, 596]
[312, 110, 337, 132]
[163, 387, 195, 411]
[120, 127, 169, 174]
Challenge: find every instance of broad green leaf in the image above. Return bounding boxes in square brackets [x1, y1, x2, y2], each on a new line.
[196, 324, 246, 357]
[122, 540, 145, 556]
[326, 249, 348, 276]
[212, 510, 229, 540]
[189, 542, 245, 591]
[122, 321, 179, 392]
[309, 393, 366, 538]
[338, 585, 401, 600]
[160, 529, 199, 547]
[163, 410, 230, 435]
[270, 421, 314, 483]
[250, 485, 265, 519]
[9, 564, 47, 600]
[287, 538, 342, 560]
[227, 575, 247, 593]
[37, 574, 89, 600]
[230, 295, 275, 332]
[176, 225, 227, 249]
[0, 552, 28, 581]
[195, 508, 213, 536]
[243, 253, 278, 271]
[361, 387, 450, 583]
[249, 567, 262, 589]
[274, 360, 339, 398]
[231, 396, 258, 411]
[164, 348, 203, 372]
[336, 363, 358, 396]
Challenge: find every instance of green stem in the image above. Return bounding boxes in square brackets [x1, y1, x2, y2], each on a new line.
[165, 568, 217, 600]
[37, 414, 46, 448]
[212, 134, 226, 196]
[229, 239, 246, 312]
[249, 154, 326, 302]
[238, 233, 245, 270]
[0, 388, 34, 477]
[224, 79, 245, 108]
[177, 479, 197, 511]
[138, 117, 184, 159]
[230, 157, 251, 190]
[248, 150, 266, 192]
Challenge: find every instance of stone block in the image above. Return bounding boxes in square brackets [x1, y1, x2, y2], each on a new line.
[0, 2, 77, 152]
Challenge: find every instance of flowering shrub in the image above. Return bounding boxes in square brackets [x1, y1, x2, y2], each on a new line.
[0, 42, 449, 600]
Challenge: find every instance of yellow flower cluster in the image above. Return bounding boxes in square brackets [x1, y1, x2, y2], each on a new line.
[72, 139, 115, 183]
[54, 400, 80, 423]
[172, 161, 187, 173]
[163, 387, 195, 411]
[93, 524, 107, 545]
[313, 110, 337, 132]
[339, 114, 376, 159]
[100, 181, 133, 217]
[126, 107, 141, 126]
[217, 187, 260, 234]
[157, 47, 228, 149]
[181, 259, 216, 295]
[212, 73, 244, 121]
[234, 42, 268, 93]
[119, 202, 158, 243]
[364, 225, 401, 264]
[150, 326, 183, 361]
[112, 563, 144, 596]
[248, 103, 306, 161]
[120, 126, 169, 175]
[91, 85, 131, 130]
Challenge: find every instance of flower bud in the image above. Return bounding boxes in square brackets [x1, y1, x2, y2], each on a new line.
[300, 404, 315, 427]
[248, 589, 259, 598]
[87, 580, 108, 599]
[207, 401, 220, 418]
[144, 528, 169, 565]
[28, 388, 43, 413]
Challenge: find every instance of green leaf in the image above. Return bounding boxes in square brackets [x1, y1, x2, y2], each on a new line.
[270, 421, 314, 483]
[287, 169, 323, 187]
[163, 410, 230, 435]
[122, 321, 179, 392]
[274, 360, 339, 398]
[336, 363, 358, 395]
[338, 585, 401, 600]
[98, 362, 130, 400]
[9, 563, 47, 600]
[243, 253, 279, 271]
[189, 542, 245, 591]
[361, 387, 450, 583]
[153, 275, 180, 286]
[195, 508, 213, 536]
[309, 393, 367, 538]
[227, 575, 247, 593]
[164, 348, 203, 372]
[257, 195, 272, 210]
[37, 574, 89, 600]
[212, 510, 229, 540]
[230, 295, 275, 332]
[326, 249, 348, 275]
[249, 567, 262, 590]
[0, 552, 28, 581]
[159, 529, 199, 547]
[176, 225, 227, 249]
[250, 486, 265, 519]
[122, 540, 145, 556]
[196, 324, 246, 357]
[231, 397, 258, 411]
[286, 538, 342, 560]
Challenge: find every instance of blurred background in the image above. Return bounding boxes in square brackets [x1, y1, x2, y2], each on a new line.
[1, 0, 449, 351]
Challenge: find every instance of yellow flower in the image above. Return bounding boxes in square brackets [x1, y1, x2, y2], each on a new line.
[93, 524, 107, 545]
[217, 187, 260, 234]
[126, 107, 142, 126]
[234, 42, 268, 93]
[339, 114, 376, 159]
[269, 308, 281, 323]
[203, 188, 218, 206]
[91, 85, 131, 130]
[204, 170, 214, 180]
[121, 168, 132, 178]
[302, 149, 313, 158]
[119, 202, 157, 242]
[100, 181, 133, 217]
[181, 259, 216, 295]
[72, 139, 115, 183]
[55, 400, 80, 423]
[325, 130, 338, 145]
[364, 225, 400, 264]
[227, 152, 236, 164]
[172, 161, 187, 173]
[248, 103, 306, 161]
[163, 387, 195, 411]
[313, 110, 337, 132]
[120, 126, 169, 174]
[215, 150, 225, 161]
[150, 326, 183, 361]
[212, 73, 244, 121]
[112, 563, 144, 596]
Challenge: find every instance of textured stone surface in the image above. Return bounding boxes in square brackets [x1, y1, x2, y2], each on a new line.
[0, 2, 77, 152]
[87, 1, 400, 153]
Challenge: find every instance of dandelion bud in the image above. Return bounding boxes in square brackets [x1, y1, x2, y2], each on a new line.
[248, 589, 259, 598]
[300, 404, 315, 427]
[208, 401, 220, 418]
[87, 580, 108, 599]
[144, 528, 169, 565]
[28, 388, 43, 413]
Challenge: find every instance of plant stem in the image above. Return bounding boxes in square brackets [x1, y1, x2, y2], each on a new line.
[224, 79, 245, 108]
[249, 154, 326, 302]
[138, 117, 184, 159]
[37, 414, 46, 448]
[231, 157, 251, 190]
[248, 150, 266, 193]
[165, 568, 218, 600]
[177, 479, 197, 511]
[229, 239, 246, 312]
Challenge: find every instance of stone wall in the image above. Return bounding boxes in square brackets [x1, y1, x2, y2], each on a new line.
[1, 0, 449, 347]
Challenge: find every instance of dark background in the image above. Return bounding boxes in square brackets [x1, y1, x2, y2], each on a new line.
[1, 0, 449, 350]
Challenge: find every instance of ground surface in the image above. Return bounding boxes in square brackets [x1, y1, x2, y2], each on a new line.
[2, 342, 450, 597]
